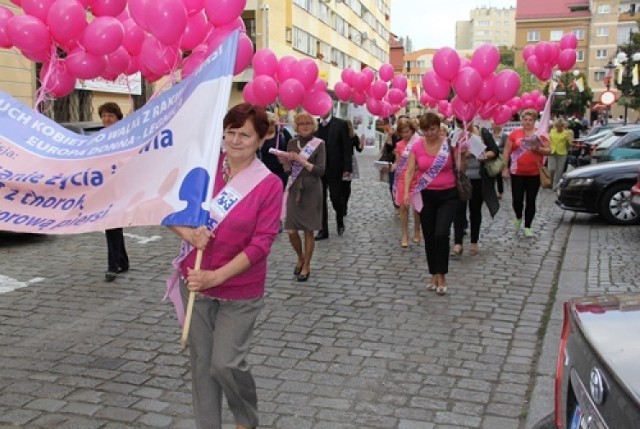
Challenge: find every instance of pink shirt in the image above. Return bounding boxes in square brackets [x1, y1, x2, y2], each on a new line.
[180, 157, 283, 300]
[411, 139, 456, 190]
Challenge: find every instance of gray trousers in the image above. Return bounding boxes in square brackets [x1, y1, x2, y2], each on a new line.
[180, 281, 263, 429]
[548, 154, 567, 187]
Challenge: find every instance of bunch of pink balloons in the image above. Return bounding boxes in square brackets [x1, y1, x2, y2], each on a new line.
[333, 62, 407, 118]
[523, 33, 577, 81]
[421, 44, 521, 124]
[0, 0, 252, 98]
[241, 49, 332, 116]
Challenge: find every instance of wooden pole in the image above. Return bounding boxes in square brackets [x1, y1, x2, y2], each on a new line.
[180, 249, 203, 350]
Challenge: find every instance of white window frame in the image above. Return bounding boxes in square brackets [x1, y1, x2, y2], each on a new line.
[550, 30, 563, 41]
[572, 29, 585, 40]
[596, 49, 608, 59]
[594, 71, 605, 81]
[527, 31, 540, 42]
[597, 27, 609, 37]
[576, 50, 584, 62]
[598, 4, 610, 13]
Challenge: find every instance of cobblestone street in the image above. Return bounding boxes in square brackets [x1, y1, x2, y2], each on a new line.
[1, 153, 639, 429]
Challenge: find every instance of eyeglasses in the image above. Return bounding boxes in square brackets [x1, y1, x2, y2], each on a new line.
[297, 122, 314, 126]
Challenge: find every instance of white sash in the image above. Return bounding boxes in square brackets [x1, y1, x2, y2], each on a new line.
[392, 133, 421, 199]
[510, 142, 527, 174]
[165, 157, 271, 326]
[282, 137, 322, 220]
[410, 141, 450, 212]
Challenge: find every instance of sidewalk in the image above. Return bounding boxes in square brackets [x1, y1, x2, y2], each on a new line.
[0, 152, 622, 429]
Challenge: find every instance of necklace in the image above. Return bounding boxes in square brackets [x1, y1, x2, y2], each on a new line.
[222, 156, 231, 183]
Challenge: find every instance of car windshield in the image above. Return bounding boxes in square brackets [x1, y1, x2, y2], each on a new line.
[598, 133, 625, 149]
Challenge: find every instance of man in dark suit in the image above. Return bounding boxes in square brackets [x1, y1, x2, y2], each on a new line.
[314, 110, 352, 239]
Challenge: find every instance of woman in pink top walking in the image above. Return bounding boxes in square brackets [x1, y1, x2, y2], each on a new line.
[403, 113, 464, 295]
[169, 103, 283, 429]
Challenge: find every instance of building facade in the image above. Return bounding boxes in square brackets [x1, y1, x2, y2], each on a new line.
[456, 6, 516, 50]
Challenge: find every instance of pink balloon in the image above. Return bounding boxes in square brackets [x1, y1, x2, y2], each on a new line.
[21, 0, 55, 22]
[294, 58, 319, 88]
[278, 78, 305, 110]
[252, 48, 278, 77]
[451, 97, 478, 122]
[558, 49, 577, 71]
[534, 42, 551, 63]
[379, 63, 394, 82]
[311, 78, 327, 93]
[214, 16, 246, 34]
[21, 48, 51, 62]
[341, 68, 355, 86]
[476, 75, 495, 103]
[493, 105, 512, 125]
[560, 33, 578, 50]
[334, 81, 351, 101]
[277, 56, 297, 82]
[251, 75, 278, 106]
[432, 47, 460, 81]
[40, 61, 76, 97]
[366, 97, 382, 115]
[536, 95, 547, 110]
[539, 64, 552, 81]
[242, 81, 257, 104]
[387, 88, 404, 105]
[493, 70, 520, 103]
[6, 15, 51, 52]
[181, 49, 206, 78]
[65, 47, 107, 79]
[139, 36, 180, 76]
[422, 70, 450, 101]
[471, 44, 500, 78]
[234, 32, 253, 75]
[478, 101, 498, 120]
[352, 89, 366, 106]
[526, 55, 543, 76]
[125, 54, 139, 75]
[9, 0, 22, 6]
[520, 92, 531, 103]
[128, 0, 150, 31]
[46, 0, 86, 44]
[204, 0, 246, 27]
[183, 0, 204, 15]
[391, 75, 407, 92]
[351, 72, 369, 91]
[362, 67, 375, 86]
[203, 27, 229, 55]
[104, 46, 129, 76]
[371, 80, 387, 100]
[83, 16, 124, 55]
[122, 18, 145, 55]
[303, 90, 332, 116]
[548, 43, 561, 66]
[0, 21, 12, 48]
[180, 11, 208, 51]
[0, 6, 14, 20]
[147, 0, 187, 45]
[437, 100, 449, 116]
[91, 0, 127, 17]
[522, 44, 535, 61]
[530, 90, 541, 98]
[453, 67, 482, 102]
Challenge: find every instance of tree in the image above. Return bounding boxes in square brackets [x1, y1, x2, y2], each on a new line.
[513, 64, 542, 94]
[614, 24, 640, 115]
[542, 72, 593, 117]
[498, 46, 515, 67]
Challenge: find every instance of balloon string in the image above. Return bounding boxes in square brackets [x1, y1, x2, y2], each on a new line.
[33, 44, 60, 112]
[125, 76, 135, 115]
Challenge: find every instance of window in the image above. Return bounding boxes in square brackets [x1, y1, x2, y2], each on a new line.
[576, 50, 584, 62]
[527, 31, 540, 42]
[572, 29, 585, 40]
[598, 4, 610, 13]
[594, 71, 605, 81]
[292, 27, 317, 57]
[597, 27, 609, 37]
[550, 30, 563, 41]
[478, 20, 489, 25]
[596, 49, 608, 59]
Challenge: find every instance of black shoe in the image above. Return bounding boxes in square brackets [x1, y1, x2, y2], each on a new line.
[294, 265, 302, 276]
[116, 266, 128, 274]
[104, 271, 117, 282]
[297, 272, 310, 282]
[315, 231, 329, 240]
[337, 226, 345, 236]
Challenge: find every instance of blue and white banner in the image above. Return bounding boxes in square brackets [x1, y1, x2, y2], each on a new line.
[0, 32, 239, 234]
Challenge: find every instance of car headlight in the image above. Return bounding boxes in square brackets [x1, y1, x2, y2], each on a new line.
[566, 177, 595, 188]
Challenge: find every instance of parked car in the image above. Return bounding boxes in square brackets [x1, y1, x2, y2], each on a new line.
[569, 130, 614, 167]
[552, 293, 640, 429]
[591, 125, 640, 163]
[556, 159, 640, 225]
[59, 121, 104, 135]
[583, 122, 622, 138]
[631, 170, 640, 215]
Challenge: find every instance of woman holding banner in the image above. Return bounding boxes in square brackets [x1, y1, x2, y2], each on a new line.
[403, 113, 463, 295]
[169, 103, 283, 429]
[502, 108, 550, 238]
[277, 112, 326, 282]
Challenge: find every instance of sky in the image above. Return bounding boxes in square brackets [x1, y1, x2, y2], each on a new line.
[390, 0, 516, 50]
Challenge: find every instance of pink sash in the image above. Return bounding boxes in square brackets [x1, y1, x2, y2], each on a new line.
[282, 137, 322, 221]
[392, 133, 421, 199]
[410, 141, 450, 212]
[510, 143, 527, 174]
[165, 157, 271, 326]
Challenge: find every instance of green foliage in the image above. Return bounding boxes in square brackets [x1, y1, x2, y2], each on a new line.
[499, 46, 515, 67]
[614, 27, 640, 112]
[513, 64, 543, 94]
[542, 72, 593, 117]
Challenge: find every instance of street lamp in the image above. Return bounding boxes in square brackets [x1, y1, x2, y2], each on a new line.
[603, 61, 617, 124]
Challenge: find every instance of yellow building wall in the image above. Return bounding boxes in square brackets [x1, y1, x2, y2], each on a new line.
[0, 0, 36, 107]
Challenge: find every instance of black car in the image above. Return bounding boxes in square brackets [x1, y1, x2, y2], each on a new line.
[556, 160, 640, 225]
[553, 294, 640, 429]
